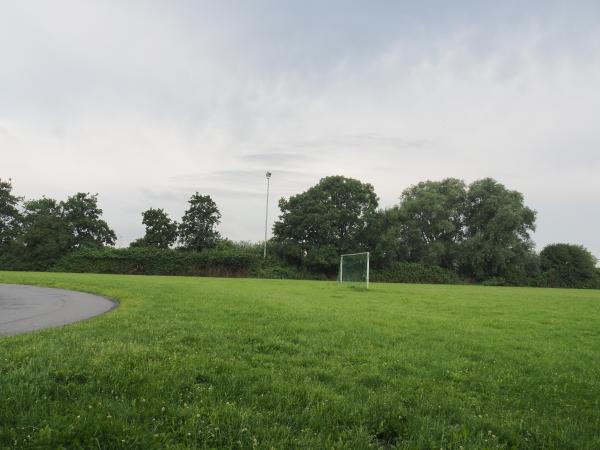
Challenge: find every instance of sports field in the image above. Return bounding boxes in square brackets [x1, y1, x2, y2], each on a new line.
[1, 272, 599, 449]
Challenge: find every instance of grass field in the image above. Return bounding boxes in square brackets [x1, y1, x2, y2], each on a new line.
[1, 272, 600, 449]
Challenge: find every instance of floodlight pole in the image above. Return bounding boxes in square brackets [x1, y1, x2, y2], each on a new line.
[263, 171, 271, 259]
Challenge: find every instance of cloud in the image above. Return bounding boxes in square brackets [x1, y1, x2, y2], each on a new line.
[1, 1, 600, 258]
[241, 152, 314, 166]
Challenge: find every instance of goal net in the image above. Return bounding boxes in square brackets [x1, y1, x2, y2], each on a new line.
[339, 252, 370, 289]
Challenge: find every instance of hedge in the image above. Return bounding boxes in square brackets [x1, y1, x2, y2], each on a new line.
[52, 247, 262, 277]
[23, 246, 600, 288]
[371, 262, 462, 284]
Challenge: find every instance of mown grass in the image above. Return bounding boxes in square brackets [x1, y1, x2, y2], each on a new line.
[1, 271, 599, 449]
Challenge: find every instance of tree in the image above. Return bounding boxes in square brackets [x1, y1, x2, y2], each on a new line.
[133, 208, 178, 248]
[395, 178, 467, 268]
[461, 178, 536, 280]
[17, 198, 72, 269]
[273, 175, 379, 272]
[8, 192, 115, 270]
[61, 193, 116, 248]
[0, 178, 22, 250]
[178, 193, 221, 250]
[368, 207, 407, 268]
[540, 243, 598, 288]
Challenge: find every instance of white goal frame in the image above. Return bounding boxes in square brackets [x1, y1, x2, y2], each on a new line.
[339, 252, 370, 289]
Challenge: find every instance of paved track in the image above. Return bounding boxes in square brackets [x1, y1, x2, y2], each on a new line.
[0, 284, 116, 336]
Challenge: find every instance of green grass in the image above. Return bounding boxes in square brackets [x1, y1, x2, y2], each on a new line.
[1, 272, 600, 449]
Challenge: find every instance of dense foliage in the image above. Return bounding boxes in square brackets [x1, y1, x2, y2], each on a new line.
[394, 178, 466, 269]
[16, 198, 73, 270]
[539, 243, 599, 288]
[61, 193, 116, 249]
[178, 193, 221, 250]
[130, 208, 178, 249]
[0, 187, 116, 270]
[0, 176, 597, 288]
[53, 247, 261, 277]
[371, 262, 462, 284]
[461, 178, 537, 281]
[273, 176, 379, 274]
[0, 178, 22, 250]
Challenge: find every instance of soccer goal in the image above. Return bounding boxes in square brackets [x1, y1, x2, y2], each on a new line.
[339, 252, 370, 289]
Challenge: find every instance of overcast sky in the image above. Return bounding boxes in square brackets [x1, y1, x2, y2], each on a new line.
[1, 1, 599, 257]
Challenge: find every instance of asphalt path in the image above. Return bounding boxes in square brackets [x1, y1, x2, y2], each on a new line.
[0, 284, 116, 336]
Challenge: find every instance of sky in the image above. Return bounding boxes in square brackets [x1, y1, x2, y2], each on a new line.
[1, 1, 599, 257]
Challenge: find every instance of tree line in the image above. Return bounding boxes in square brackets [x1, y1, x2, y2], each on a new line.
[271, 176, 598, 287]
[0, 176, 598, 288]
[0, 180, 223, 269]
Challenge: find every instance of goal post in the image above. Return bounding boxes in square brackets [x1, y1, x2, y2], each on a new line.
[339, 252, 370, 289]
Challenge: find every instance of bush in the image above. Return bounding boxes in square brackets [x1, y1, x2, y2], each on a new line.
[53, 247, 262, 277]
[481, 277, 508, 287]
[251, 259, 303, 280]
[0, 250, 16, 271]
[371, 262, 462, 285]
[539, 244, 598, 288]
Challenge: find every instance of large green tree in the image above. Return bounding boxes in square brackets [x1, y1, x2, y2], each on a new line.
[540, 243, 598, 288]
[273, 175, 379, 271]
[395, 178, 467, 269]
[61, 193, 116, 248]
[368, 207, 408, 268]
[131, 208, 178, 248]
[0, 178, 22, 251]
[7, 192, 115, 270]
[461, 178, 536, 280]
[178, 193, 221, 250]
[17, 198, 73, 269]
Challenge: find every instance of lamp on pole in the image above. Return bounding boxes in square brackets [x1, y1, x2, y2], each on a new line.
[263, 171, 272, 259]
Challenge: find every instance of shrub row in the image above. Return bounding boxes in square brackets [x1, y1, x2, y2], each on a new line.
[13, 246, 599, 288]
[51, 248, 464, 284]
[52, 247, 262, 277]
[371, 262, 462, 285]
[536, 268, 600, 289]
